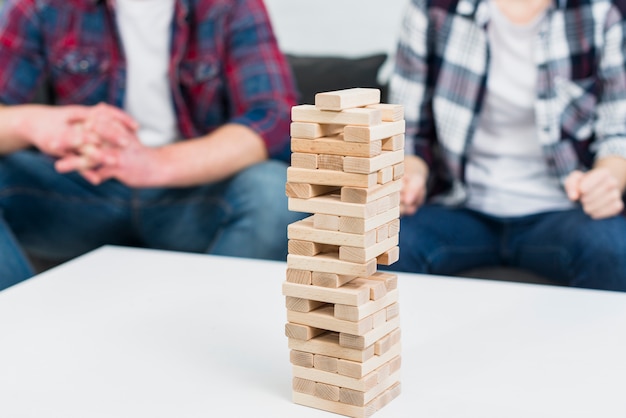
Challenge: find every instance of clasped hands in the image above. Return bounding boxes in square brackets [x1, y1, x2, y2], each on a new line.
[29, 103, 161, 187]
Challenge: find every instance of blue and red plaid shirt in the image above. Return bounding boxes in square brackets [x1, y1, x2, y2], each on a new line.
[391, 0, 626, 202]
[0, 0, 297, 158]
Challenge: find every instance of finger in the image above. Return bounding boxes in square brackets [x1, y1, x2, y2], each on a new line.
[578, 168, 614, 196]
[86, 103, 139, 133]
[64, 105, 91, 124]
[78, 169, 104, 185]
[564, 170, 584, 201]
[89, 118, 137, 148]
[55, 154, 91, 173]
[581, 189, 624, 219]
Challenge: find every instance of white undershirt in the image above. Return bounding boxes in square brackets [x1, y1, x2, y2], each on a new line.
[465, 1, 574, 216]
[115, 0, 179, 147]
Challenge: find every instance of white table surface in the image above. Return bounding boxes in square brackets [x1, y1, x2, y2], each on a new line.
[1, 246, 625, 418]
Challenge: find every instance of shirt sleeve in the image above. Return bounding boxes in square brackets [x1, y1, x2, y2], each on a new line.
[0, 0, 46, 105]
[222, 0, 297, 159]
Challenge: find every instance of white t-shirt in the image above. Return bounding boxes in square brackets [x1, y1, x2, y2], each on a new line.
[465, 1, 575, 216]
[115, 0, 179, 147]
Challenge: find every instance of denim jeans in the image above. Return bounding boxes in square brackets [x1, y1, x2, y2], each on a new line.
[0, 150, 303, 291]
[393, 204, 626, 292]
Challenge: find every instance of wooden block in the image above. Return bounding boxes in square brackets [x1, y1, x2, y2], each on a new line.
[390, 328, 401, 346]
[376, 224, 389, 243]
[335, 289, 399, 322]
[382, 134, 405, 151]
[286, 268, 312, 285]
[316, 382, 340, 401]
[389, 355, 402, 374]
[282, 281, 369, 307]
[388, 192, 401, 210]
[352, 277, 388, 300]
[291, 136, 382, 158]
[343, 150, 405, 174]
[341, 179, 402, 204]
[318, 154, 344, 171]
[372, 309, 387, 328]
[287, 305, 374, 335]
[293, 376, 316, 395]
[287, 252, 377, 277]
[386, 302, 400, 320]
[293, 363, 380, 392]
[339, 235, 399, 264]
[388, 219, 400, 237]
[377, 246, 400, 266]
[376, 195, 392, 215]
[291, 121, 343, 139]
[314, 354, 338, 373]
[288, 240, 336, 257]
[292, 104, 382, 126]
[288, 332, 376, 363]
[285, 322, 325, 341]
[291, 152, 318, 169]
[340, 317, 400, 349]
[339, 370, 401, 406]
[285, 296, 327, 313]
[374, 334, 392, 356]
[289, 217, 377, 248]
[365, 103, 404, 121]
[313, 213, 340, 231]
[368, 272, 399, 290]
[289, 195, 378, 218]
[312, 272, 356, 288]
[288, 167, 376, 188]
[337, 344, 402, 379]
[376, 362, 391, 384]
[315, 88, 381, 111]
[290, 350, 314, 368]
[286, 182, 339, 199]
[343, 120, 405, 143]
[293, 387, 399, 418]
[393, 162, 405, 180]
[377, 166, 393, 184]
[339, 207, 400, 234]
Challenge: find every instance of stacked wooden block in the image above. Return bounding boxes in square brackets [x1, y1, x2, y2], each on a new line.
[284, 88, 404, 417]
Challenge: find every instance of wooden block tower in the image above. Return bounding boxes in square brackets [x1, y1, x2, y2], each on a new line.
[283, 88, 405, 417]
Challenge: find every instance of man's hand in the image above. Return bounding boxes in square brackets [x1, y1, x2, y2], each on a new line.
[565, 167, 624, 219]
[400, 155, 429, 216]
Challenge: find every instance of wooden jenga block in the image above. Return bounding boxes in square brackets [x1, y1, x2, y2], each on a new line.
[337, 345, 402, 379]
[339, 235, 399, 264]
[287, 253, 377, 277]
[339, 207, 400, 234]
[375, 195, 392, 215]
[343, 150, 405, 174]
[286, 182, 339, 199]
[286, 268, 312, 285]
[291, 136, 382, 158]
[386, 302, 400, 320]
[289, 217, 377, 248]
[335, 289, 399, 322]
[343, 120, 405, 142]
[388, 192, 401, 210]
[372, 309, 388, 328]
[289, 195, 378, 219]
[286, 322, 325, 341]
[314, 354, 339, 373]
[288, 240, 335, 257]
[365, 103, 404, 121]
[377, 246, 400, 266]
[374, 333, 392, 356]
[382, 134, 405, 151]
[293, 364, 379, 393]
[312, 272, 357, 288]
[291, 121, 343, 139]
[291, 152, 318, 169]
[389, 354, 402, 374]
[393, 162, 405, 180]
[318, 154, 344, 171]
[377, 166, 393, 184]
[282, 281, 370, 306]
[288, 332, 376, 363]
[376, 224, 389, 243]
[316, 382, 340, 401]
[339, 370, 401, 406]
[315, 88, 381, 111]
[368, 272, 399, 290]
[286, 296, 327, 313]
[293, 376, 316, 395]
[390, 328, 401, 346]
[388, 218, 400, 237]
[313, 213, 340, 231]
[352, 277, 388, 300]
[290, 350, 314, 368]
[341, 180, 402, 203]
[292, 104, 382, 126]
[288, 167, 377, 188]
[340, 317, 400, 349]
[287, 305, 374, 335]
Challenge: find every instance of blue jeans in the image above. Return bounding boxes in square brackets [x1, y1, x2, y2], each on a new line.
[393, 204, 626, 292]
[0, 150, 303, 291]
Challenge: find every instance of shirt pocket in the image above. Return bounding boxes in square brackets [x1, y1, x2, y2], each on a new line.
[49, 48, 111, 104]
[554, 76, 597, 141]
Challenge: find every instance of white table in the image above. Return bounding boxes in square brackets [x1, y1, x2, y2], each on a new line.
[1, 246, 625, 418]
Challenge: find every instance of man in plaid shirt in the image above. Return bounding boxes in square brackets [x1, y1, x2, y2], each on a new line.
[0, 0, 301, 290]
[391, 0, 626, 290]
